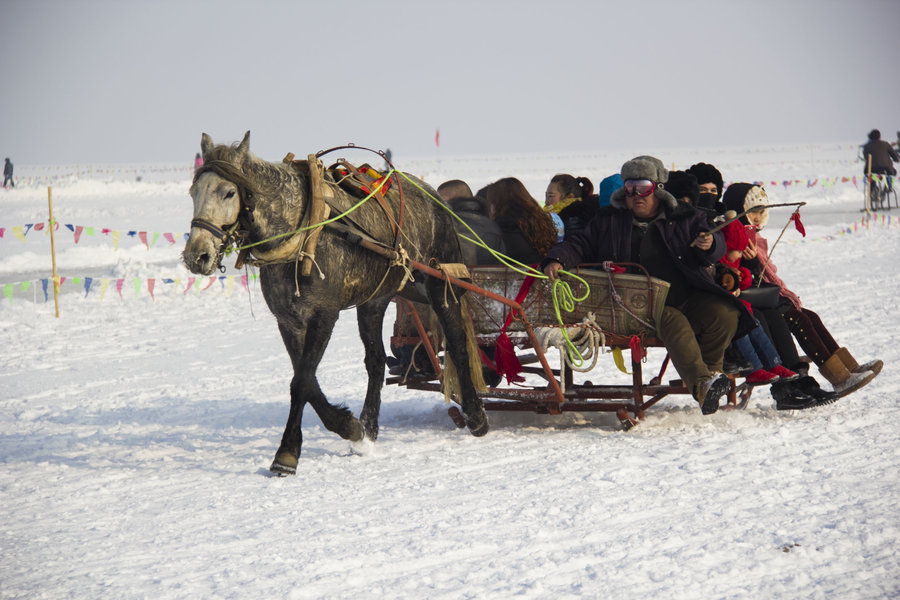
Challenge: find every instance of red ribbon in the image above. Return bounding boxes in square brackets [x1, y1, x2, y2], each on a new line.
[493, 275, 536, 384]
[791, 212, 806, 237]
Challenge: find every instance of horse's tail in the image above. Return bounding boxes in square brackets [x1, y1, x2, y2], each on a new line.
[442, 294, 487, 404]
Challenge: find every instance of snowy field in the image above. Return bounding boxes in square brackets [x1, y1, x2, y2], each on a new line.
[1, 141, 898, 599]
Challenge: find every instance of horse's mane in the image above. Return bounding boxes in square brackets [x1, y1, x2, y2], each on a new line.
[197, 142, 305, 231]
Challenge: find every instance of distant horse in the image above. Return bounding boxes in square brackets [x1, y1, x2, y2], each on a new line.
[183, 132, 488, 475]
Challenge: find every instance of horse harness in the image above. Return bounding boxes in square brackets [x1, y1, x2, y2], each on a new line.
[194, 153, 420, 294]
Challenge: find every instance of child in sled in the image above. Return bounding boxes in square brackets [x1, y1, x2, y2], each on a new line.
[723, 183, 882, 398]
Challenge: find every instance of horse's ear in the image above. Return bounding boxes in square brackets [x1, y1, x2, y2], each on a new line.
[235, 131, 251, 162]
[200, 133, 214, 157]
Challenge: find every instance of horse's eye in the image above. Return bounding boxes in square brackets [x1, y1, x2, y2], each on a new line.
[224, 190, 236, 200]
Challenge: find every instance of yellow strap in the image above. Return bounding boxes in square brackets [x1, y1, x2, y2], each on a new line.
[612, 347, 631, 374]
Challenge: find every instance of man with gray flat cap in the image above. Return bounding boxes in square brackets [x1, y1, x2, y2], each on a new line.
[542, 155, 755, 415]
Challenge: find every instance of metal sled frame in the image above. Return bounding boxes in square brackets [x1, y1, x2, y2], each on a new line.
[387, 262, 746, 429]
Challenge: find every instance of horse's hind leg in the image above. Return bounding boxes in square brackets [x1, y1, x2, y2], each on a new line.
[270, 310, 364, 475]
[356, 295, 393, 442]
[424, 278, 489, 437]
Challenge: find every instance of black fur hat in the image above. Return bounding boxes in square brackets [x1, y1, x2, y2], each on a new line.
[687, 162, 725, 200]
[665, 170, 699, 204]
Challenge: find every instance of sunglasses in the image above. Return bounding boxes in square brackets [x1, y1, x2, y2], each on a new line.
[623, 179, 657, 197]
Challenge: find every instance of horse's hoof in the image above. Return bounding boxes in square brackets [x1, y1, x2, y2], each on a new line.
[270, 451, 298, 476]
[342, 419, 365, 443]
[466, 410, 490, 437]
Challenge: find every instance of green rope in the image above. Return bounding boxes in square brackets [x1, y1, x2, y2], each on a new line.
[224, 165, 597, 363]
[394, 170, 597, 365]
[223, 171, 395, 256]
[550, 271, 591, 367]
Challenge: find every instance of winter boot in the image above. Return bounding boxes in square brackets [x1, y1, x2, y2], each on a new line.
[693, 372, 730, 415]
[791, 375, 840, 406]
[834, 346, 883, 377]
[745, 369, 780, 386]
[770, 365, 800, 381]
[818, 353, 877, 398]
[770, 380, 818, 410]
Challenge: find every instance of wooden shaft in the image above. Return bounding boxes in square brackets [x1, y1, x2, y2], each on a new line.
[866, 154, 873, 214]
[48, 187, 60, 318]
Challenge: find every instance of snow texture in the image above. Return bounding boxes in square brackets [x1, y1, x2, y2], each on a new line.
[1, 144, 898, 599]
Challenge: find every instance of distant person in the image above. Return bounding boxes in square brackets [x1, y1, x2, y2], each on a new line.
[544, 174, 598, 240]
[894, 131, 900, 152]
[3, 158, 13, 188]
[194, 152, 203, 172]
[861, 129, 899, 191]
[437, 179, 505, 265]
[483, 177, 557, 265]
[383, 148, 393, 171]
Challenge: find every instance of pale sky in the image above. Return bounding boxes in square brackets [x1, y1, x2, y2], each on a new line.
[2, 0, 898, 165]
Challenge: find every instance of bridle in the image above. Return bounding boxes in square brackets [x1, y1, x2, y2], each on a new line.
[189, 160, 254, 272]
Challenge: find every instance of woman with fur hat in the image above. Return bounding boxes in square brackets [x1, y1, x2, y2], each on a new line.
[723, 183, 882, 397]
[542, 155, 753, 416]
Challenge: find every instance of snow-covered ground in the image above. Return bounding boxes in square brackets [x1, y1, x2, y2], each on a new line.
[1, 142, 898, 599]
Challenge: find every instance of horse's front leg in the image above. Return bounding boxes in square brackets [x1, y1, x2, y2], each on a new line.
[355, 296, 393, 443]
[270, 310, 364, 475]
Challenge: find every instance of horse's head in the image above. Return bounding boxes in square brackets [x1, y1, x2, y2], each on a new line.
[183, 131, 252, 275]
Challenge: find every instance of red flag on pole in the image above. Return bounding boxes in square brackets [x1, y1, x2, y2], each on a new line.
[791, 211, 806, 237]
[435, 128, 440, 148]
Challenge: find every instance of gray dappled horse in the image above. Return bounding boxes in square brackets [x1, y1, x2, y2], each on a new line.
[183, 132, 488, 475]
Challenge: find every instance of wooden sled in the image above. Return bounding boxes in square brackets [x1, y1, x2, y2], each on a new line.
[386, 262, 752, 430]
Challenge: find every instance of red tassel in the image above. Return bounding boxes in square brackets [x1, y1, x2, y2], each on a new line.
[791, 212, 806, 237]
[494, 332, 524, 384]
[628, 335, 645, 361]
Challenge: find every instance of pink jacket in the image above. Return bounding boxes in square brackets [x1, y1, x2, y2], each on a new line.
[747, 228, 802, 310]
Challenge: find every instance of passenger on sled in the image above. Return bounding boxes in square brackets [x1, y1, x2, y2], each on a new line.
[437, 179, 505, 266]
[481, 177, 557, 266]
[722, 183, 882, 398]
[542, 155, 753, 416]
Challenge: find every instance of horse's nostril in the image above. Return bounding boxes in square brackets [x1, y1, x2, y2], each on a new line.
[199, 253, 210, 265]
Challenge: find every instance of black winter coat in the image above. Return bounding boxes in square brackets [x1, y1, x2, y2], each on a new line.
[543, 190, 756, 337]
[862, 139, 899, 174]
[451, 198, 506, 265]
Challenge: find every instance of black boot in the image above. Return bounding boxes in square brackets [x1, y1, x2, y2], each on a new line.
[770, 380, 818, 411]
[791, 375, 840, 406]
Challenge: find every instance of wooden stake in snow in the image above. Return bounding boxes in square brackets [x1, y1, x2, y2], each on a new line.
[48, 186, 60, 318]
[865, 154, 873, 214]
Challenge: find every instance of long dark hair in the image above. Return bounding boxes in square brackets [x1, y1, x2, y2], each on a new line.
[485, 177, 557, 256]
[550, 173, 594, 201]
